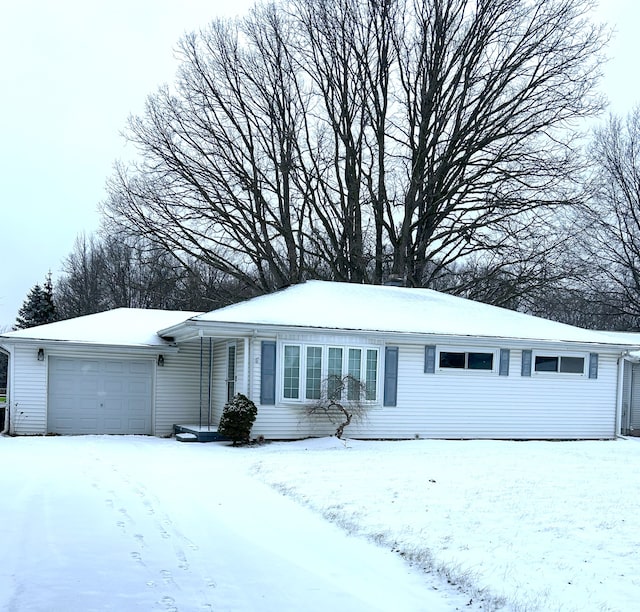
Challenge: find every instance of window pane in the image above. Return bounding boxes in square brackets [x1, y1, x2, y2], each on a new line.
[440, 352, 465, 369]
[284, 346, 300, 399]
[227, 344, 236, 402]
[327, 347, 343, 400]
[560, 356, 584, 374]
[306, 346, 322, 400]
[227, 345, 236, 379]
[348, 348, 361, 400]
[365, 349, 377, 401]
[468, 352, 493, 370]
[535, 356, 558, 372]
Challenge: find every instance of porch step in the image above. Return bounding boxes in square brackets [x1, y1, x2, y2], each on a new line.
[176, 432, 198, 443]
[174, 424, 228, 443]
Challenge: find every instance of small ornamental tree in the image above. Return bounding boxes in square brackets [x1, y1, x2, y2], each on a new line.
[306, 375, 370, 439]
[218, 393, 258, 445]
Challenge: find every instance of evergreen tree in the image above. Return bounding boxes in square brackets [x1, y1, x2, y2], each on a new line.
[15, 272, 57, 329]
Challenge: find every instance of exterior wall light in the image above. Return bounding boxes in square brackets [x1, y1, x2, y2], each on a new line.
[37, 348, 45, 361]
[157, 354, 165, 367]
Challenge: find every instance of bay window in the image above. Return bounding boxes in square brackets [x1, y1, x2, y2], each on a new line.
[281, 344, 379, 402]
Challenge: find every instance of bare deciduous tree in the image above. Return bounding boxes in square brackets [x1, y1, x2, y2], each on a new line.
[56, 233, 253, 319]
[572, 108, 640, 329]
[103, 0, 607, 299]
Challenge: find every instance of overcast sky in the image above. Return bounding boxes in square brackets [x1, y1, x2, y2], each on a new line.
[0, 0, 637, 328]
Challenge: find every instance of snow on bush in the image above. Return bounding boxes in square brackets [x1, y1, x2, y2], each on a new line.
[218, 393, 258, 445]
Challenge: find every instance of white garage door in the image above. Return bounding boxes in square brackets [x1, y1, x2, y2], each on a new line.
[48, 357, 153, 434]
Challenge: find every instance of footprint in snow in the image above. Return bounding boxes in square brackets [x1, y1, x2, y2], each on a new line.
[159, 595, 178, 612]
[175, 548, 189, 571]
[130, 551, 144, 566]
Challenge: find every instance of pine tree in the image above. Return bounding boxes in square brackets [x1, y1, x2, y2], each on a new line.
[15, 272, 58, 330]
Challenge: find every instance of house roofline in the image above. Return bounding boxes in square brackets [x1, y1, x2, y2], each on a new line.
[159, 320, 640, 352]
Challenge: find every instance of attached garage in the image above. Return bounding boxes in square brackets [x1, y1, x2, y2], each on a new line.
[0, 308, 203, 437]
[48, 357, 153, 435]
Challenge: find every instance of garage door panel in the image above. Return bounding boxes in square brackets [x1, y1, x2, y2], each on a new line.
[78, 379, 100, 394]
[104, 379, 125, 394]
[127, 380, 150, 394]
[48, 357, 153, 435]
[104, 361, 125, 374]
[127, 420, 147, 433]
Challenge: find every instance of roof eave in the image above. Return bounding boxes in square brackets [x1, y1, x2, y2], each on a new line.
[174, 320, 640, 350]
[0, 337, 180, 353]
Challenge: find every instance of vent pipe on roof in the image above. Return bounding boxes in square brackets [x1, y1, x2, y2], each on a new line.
[383, 275, 405, 287]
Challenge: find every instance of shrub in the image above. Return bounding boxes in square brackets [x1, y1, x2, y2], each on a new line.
[218, 393, 258, 445]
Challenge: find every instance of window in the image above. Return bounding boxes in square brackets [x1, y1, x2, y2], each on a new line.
[534, 355, 585, 374]
[438, 350, 494, 371]
[366, 349, 377, 401]
[305, 346, 322, 400]
[281, 344, 378, 402]
[226, 343, 237, 402]
[284, 345, 301, 399]
[347, 348, 362, 400]
[327, 347, 343, 400]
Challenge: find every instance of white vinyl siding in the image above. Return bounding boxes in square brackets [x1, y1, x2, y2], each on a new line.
[249, 337, 619, 440]
[155, 341, 203, 436]
[8, 344, 47, 435]
[209, 339, 245, 424]
[382, 344, 617, 439]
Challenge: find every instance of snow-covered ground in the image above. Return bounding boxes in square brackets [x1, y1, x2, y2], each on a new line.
[1, 436, 638, 611]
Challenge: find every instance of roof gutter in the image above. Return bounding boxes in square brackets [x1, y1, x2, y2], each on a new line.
[160, 320, 640, 352]
[0, 337, 180, 355]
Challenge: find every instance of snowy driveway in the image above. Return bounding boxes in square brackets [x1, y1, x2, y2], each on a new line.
[0, 436, 468, 612]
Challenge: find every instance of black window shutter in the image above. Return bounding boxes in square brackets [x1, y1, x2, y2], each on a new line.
[424, 345, 436, 374]
[521, 350, 532, 377]
[589, 353, 599, 379]
[260, 341, 276, 405]
[499, 349, 510, 376]
[384, 346, 399, 407]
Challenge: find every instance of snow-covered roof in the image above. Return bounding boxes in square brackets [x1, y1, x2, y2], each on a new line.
[2, 283, 637, 349]
[188, 280, 634, 345]
[0, 308, 202, 348]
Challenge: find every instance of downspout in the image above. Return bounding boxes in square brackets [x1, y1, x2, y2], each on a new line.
[616, 355, 626, 438]
[0, 346, 11, 436]
[207, 337, 213, 430]
[198, 331, 204, 429]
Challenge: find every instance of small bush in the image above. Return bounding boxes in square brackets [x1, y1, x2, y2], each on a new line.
[218, 393, 258, 445]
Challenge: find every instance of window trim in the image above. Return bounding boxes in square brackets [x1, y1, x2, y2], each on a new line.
[532, 351, 587, 376]
[435, 346, 498, 373]
[279, 343, 380, 404]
